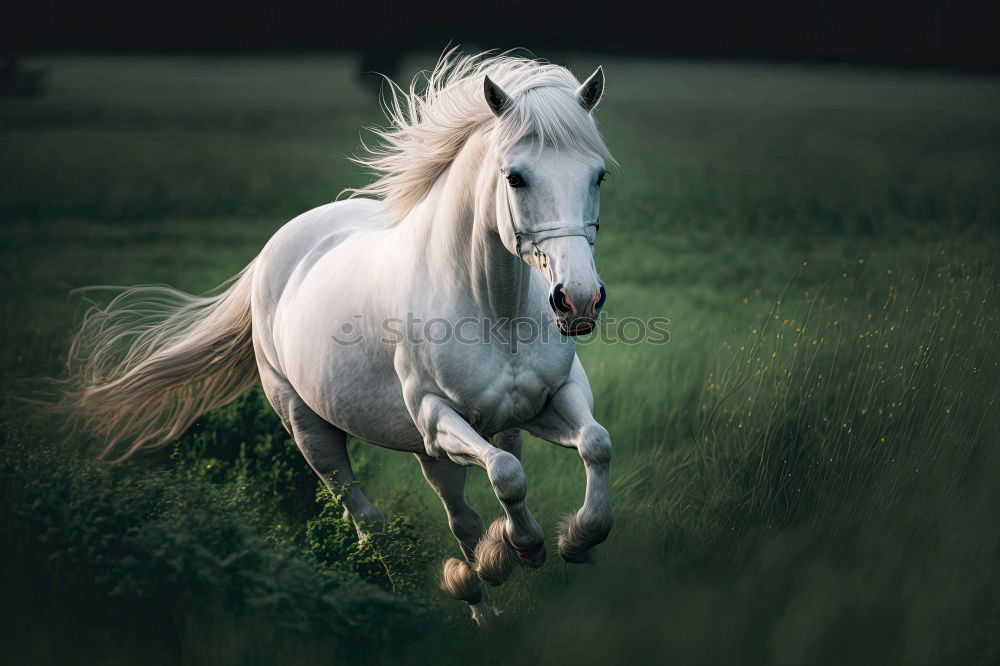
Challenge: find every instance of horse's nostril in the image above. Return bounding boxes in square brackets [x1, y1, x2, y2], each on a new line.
[550, 283, 571, 313]
[596, 285, 607, 309]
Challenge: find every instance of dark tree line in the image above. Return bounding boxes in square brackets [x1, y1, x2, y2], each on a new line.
[3, 0, 998, 70]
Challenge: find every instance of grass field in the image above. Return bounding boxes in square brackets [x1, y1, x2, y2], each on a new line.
[2, 55, 999, 665]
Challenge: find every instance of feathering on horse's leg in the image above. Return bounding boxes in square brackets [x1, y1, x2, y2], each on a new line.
[439, 558, 501, 627]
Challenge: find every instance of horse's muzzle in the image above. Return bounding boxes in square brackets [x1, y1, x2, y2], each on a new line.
[550, 282, 605, 336]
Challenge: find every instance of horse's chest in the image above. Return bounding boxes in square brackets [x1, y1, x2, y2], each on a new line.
[437, 345, 569, 433]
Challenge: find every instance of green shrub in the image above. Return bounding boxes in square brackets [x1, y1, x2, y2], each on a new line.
[0, 427, 427, 654]
[305, 484, 433, 593]
[169, 387, 320, 535]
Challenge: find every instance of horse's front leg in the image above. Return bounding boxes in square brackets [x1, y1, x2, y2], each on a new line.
[525, 359, 612, 562]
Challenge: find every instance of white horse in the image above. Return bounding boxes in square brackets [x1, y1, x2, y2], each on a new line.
[63, 52, 616, 624]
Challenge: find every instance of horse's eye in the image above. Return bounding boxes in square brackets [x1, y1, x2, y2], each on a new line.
[506, 173, 526, 188]
[596, 172, 606, 187]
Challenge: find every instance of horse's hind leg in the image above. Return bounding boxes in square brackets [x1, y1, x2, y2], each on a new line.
[260, 365, 384, 536]
[415, 453, 483, 558]
[417, 453, 501, 625]
[293, 408, 384, 536]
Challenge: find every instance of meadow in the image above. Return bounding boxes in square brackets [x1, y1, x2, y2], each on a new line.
[1, 55, 999, 665]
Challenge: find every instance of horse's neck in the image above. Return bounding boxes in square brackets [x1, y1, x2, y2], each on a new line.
[415, 138, 532, 320]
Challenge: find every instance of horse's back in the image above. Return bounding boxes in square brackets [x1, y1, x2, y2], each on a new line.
[256, 198, 387, 298]
[251, 198, 388, 363]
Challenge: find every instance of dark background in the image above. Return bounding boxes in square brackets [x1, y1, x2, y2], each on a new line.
[4, 0, 1000, 70]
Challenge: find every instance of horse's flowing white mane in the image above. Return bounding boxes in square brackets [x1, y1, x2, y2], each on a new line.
[348, 50, 616, 222]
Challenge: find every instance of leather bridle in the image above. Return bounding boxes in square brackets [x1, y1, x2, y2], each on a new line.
[503, 184, 599, 260]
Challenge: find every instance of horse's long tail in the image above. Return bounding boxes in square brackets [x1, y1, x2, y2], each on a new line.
[61, 261, 259, 461]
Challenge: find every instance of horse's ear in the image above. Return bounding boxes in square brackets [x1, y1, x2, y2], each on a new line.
[484, 75, 512, 117]
[576, 66, 604, 111]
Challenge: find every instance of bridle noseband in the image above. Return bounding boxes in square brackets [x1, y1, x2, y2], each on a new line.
[504, 185, 599, 260]
[514, 223, 599, 261]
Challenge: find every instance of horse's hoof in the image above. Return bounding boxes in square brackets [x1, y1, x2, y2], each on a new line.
[469, 601, 503, 628]
[557, 512, 609, 563]
[557, 535, 595, 564]
[345, 506, 386, 543]
[441, 558, 483, 604]
[514, 541, 547, 568]
[475, 519, 516, 586]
